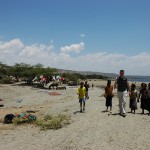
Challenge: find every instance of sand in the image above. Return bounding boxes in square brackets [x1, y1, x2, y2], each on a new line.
[0, 80, 150, 150]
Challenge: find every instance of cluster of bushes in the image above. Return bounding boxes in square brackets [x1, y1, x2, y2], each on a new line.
[0, 62, 108, 84]
[0, 62, 57, 83]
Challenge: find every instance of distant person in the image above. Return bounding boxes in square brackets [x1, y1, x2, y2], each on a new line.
[77, 82, 86, 113]
[129, 83, 138, 114]
[114, 70, 130, 117]
[104, 80, 114, 113]
[138, 83, 148, 114]
[92, 83, 94, 89]
[84, 80, 90, 99]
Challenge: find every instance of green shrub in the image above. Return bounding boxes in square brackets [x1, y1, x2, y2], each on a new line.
[36, 114, 71, 130]
[0, 76, 12, 84]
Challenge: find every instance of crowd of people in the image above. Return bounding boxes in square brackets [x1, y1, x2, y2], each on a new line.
[77, 70, 150, 117]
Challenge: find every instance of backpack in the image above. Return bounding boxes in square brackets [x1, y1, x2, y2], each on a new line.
[4, 114, 15, 124]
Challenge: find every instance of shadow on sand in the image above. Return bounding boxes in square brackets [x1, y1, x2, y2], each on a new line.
[73, 111, 85, 114]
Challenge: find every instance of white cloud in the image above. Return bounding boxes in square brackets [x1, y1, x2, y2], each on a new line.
[0, 38, 24, 54]
[60, 42, 85, 53]
[0, 38, 150, 75]
[80, 33, 86, 37]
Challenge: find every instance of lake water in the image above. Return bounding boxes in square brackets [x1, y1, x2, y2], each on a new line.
[127, 76, 150, 83]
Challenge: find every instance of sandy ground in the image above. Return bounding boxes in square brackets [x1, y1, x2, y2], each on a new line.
[0, 79, 150, 150]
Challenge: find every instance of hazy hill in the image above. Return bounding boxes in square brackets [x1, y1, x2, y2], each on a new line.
[57, 69, 117, 79]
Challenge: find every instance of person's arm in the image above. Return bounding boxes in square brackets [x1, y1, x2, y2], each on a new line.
[127, 81, 130, 92]
[104, 87, 107, 97]
[114, 79, 117, 90]
[137, 90, 141, 102]
[77, 88, 80, 96]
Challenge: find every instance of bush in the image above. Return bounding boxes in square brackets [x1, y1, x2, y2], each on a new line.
[36, 114, 71, 130]
[0, 76, 12, 84]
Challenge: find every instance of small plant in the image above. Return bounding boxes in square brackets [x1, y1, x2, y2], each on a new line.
[35, 114, 71, 130]
[13, 118, 26, 125]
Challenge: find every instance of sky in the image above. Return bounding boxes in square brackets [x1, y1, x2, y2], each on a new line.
[0, 0, 150, 75]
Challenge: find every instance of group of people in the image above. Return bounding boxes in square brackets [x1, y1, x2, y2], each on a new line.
[77, 69, 150, 117]
[106, 70, 150, 116]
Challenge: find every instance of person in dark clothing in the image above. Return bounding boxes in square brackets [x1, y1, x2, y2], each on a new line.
[105, 80, 114, 113]
[84, 80, 89, 99]
[114, 70, 130, 117]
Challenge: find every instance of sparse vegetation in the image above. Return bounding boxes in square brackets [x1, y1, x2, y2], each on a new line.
[35, 114, 71, 130]
[12, 114, 71, 130]
[0, 76, 12, 84]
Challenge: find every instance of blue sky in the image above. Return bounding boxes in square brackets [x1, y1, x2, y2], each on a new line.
[0, 0, 150, 75]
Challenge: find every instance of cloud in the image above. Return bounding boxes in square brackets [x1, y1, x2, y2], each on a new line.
[0, 38, 24, 54]
[80, 33, 86, 37]
[60, 42, 85, 53]
[0, 38, 150, 75]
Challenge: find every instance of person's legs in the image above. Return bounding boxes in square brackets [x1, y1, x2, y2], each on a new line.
[86, 91, 89, 99]
[83, 101, 85, 111]
[110, 106, 112, 113]
[118, 91, 127, 115]
[109, 96, 112, 112]
[122, 91, 127, 114]
[117, 92, 122, 114]
[79, 99, 83, 112]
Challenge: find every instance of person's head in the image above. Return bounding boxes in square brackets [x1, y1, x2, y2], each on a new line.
[80, 81, 84, 87]
[141, 83, 144, 88]
[107, 80, 111, 86]
[131, 83, 136, 90]
[119, 70, 125, 78]
[85, 80, 88, 84]
[142, 83, 147, 90]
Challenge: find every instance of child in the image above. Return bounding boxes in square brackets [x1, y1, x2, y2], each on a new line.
[77, 82, 86, 113]
[105, 80, 114, 113]
[84, 80, 90, 99]
[138, 83, 148, 114]
[129, 83, 138, 114]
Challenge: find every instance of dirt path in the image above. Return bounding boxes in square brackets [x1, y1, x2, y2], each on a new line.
[0, 84, 150, 150]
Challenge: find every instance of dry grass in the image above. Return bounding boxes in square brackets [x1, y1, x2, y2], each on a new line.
[35, 114, 71, 130]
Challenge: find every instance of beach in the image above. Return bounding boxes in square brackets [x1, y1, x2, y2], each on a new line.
[0, 80, 150, 150]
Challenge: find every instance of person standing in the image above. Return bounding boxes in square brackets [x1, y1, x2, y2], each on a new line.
[129, 83, 138, 114]
[105, 80, 114, 113]
[77, 82, 86, 113]
[84, 80, 90, 99]
[92, 83, 94, 89]
[114, 70, 130, 117]
[137, 83, 148, 114]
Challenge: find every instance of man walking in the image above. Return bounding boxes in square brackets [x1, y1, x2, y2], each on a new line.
[114, 70, 130, 117]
